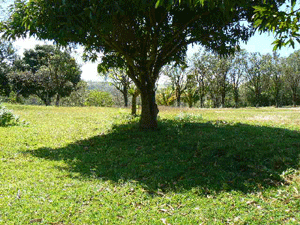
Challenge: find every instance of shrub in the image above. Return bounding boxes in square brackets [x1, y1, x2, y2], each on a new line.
[174, 112, 203, 123]
[85, 90, 114, 107]
[0, 105, 21, 126]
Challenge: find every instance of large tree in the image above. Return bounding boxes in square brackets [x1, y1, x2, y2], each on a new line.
[1, 0, 284, 128]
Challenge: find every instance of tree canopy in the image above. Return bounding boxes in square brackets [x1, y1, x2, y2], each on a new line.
[253, 0, 300, 50]
[8, 45, 81, 106]
[1, 0, 286, 128]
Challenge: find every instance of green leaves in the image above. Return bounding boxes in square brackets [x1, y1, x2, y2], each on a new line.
[253, 0, 300, 50]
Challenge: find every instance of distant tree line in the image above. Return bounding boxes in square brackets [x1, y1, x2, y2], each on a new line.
[156, 49, 300, 108]
[1, 41, 300, 108]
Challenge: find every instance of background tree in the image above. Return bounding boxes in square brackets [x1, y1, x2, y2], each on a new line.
[189, 51, 210, 108]
[156, 86, 176, 106]
[163, 64, 187, 107]
[213, 54, 232, 108]
[229, 50, 247, 108]
[283, 50, 300, 107]
[183, 73, 198, 108]
[47, 52, 81, 106]
[0, 40, 16, 96]
[85, 90, 114, 107]
[261, 52, 284, 107]
[1, 0, 278, 129]
[8, 45, 81, 106]
[245, 53, 263, 107]
[19, 45, 56, 73]
[33, 66, 57, 106]
[59, 80, 88, 107]
[7, 70, 37, 102]
[244, 53, 271, 107]
[98, 67, 131, 107]
[97, 54, 132, 107]
[202, 52, 231, 108]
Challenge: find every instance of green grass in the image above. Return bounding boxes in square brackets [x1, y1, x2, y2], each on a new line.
[1, 104, 300, 224]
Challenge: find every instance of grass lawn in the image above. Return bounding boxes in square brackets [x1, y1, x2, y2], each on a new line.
[1, 104, 300, 224]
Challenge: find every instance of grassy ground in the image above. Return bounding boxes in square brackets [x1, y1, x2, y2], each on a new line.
[1, 104, 300, 224]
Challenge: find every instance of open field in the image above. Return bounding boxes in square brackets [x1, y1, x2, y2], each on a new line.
[1, 105, 300, 224]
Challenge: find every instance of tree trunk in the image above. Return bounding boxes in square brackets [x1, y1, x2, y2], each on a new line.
[188, 100, 193, 108]
[131, 90, 139, 116]
[199, 93, 205, 108]
[233, 88, 239, 108]
[55, 94, 60, 107]
[140, 88, 159, 129]
[221, 81, 226, 108]
[292, 91, 297, 107]
[176, 89, 181, 107]
[16, 92, 22, 103]
[274, 90, 279, 108]
[221, 92, 226, 108]
[123, 86, 128, 107]
[42, 98, 51, 106]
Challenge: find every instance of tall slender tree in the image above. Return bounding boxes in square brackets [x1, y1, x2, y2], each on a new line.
[229, 50, 247, 108]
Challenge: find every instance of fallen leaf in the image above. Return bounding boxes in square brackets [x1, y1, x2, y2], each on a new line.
[246, 200, 257, 205]
[160, 209, 168, 213]
[160, 218, 171, 225]
[30, 219, 42, 223]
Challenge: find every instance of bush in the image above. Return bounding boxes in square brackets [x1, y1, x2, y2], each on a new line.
[0, 105, 21, 126]
[85, 90, 114, 107]
[174, 112, 203, 123]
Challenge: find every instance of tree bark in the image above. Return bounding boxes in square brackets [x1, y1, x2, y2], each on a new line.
[176, 90, 181, 107]
[55, 94, 60, 106]
[292, 90, 297, 107]
[131, 90, 139, 116]
[200, 95, 204, 108]
[140, 87, 159, 129]
[233, 88, 239, 108]
[123, 85, 128, 107]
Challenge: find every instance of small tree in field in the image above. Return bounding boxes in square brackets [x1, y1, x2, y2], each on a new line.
[98, 67, 131, 107]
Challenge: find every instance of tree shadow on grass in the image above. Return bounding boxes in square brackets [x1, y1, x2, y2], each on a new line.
[26, 119, 300, 195]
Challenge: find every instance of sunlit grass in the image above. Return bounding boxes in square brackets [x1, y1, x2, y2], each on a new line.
[0, 104, 300, 224]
